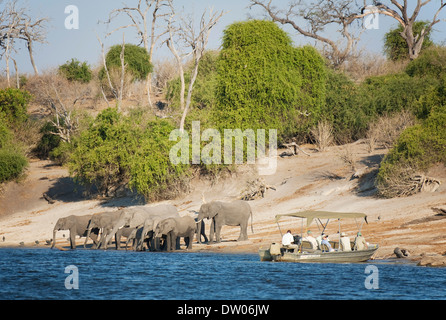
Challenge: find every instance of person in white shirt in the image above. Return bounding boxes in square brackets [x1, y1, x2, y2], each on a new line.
[282, 230, 299, 252]
[340, 232, 351, 251]
[303, 230, 318, 250]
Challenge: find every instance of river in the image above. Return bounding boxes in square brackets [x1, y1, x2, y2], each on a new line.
[0, 248, 445, 300]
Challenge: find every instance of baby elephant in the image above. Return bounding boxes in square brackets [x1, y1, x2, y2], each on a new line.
[155, 216, 196, 251]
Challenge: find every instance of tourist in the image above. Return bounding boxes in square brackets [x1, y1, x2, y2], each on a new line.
[321, 234, 334, 252]
[354, 232, 367, 250]
[303, 230, 318, 250]
[339, 232, 351, 251]
[282, 230, 299, 251]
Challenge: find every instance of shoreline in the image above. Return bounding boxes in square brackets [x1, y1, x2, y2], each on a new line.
[1, 147, 445, 267]
[0, 242, 423, 267]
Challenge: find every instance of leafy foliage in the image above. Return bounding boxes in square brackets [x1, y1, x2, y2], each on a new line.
[100, 44, 153, 82]
[212, 20, 326, 142]
[358, 73, 439, 116]
[58, 59, 93, 83]
[34, 120, 62, 159]
[384, 21, 433, 61]
[0, 88, 31, 125]
[406, 46, 446, 78]
[0, 117, 28, 183]
[322, 69, 370, 142]
[68, 108, 189, 200]
[166, 50, 219, 112]
[0, 149, 28, 183]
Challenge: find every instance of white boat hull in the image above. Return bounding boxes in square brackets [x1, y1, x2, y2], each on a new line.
[259, 245, 379, 263]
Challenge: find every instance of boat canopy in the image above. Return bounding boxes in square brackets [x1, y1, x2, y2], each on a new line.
[275, 210, 367, 227]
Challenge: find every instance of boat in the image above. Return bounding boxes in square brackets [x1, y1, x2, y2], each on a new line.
[259, 211, 379, 263]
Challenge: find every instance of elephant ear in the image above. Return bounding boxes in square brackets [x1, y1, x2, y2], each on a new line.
[152, 217, 162, 230]
[210, 201, 223, 218]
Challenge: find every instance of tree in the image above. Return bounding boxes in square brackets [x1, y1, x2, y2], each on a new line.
[0, 0, 23, 87]
[374, 0, 446, 60]
[0, 0, 48, 79]
[104, 0, 170, 107]
[250, 0, 371, 67]
[164, 1, 225, 132]
[102, 43, 153, 81]
[68, 108, 190, 199]
[384, 21, 433, 61]
[213, 20, 327, 141]
[97, 41, 153, 110]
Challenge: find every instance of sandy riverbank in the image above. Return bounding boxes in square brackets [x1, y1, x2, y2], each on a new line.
[1, 142, 445, 263]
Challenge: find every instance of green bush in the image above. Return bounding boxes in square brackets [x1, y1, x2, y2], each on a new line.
[0, 149, 27, 183]
[166, 50, 219, 112]
[58, 58, 93, 83]
[359, 73, 439, 116]
[99, 44, 153, 82]
[212, 20, 326, 142]
[0, 116, 28, 183]
[34, 121, 62, 159]
[0, 88, 31, 125]
[406, 46, 446, 78]
[376, 108, 446, 197]
[0, 118, 13, 148]
[68, 108, 189, 200]
[323, 69, 370, 142]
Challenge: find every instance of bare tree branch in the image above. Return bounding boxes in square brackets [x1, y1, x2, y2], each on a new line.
[0, 0, 48, 78]
[96, 33, 118, 103]
[250, 0, 371, 67]
[164, 0, 225, 132]
[374, 0, 446, 60]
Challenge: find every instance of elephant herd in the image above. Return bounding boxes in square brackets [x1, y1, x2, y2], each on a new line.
[51, 200, 253, 251]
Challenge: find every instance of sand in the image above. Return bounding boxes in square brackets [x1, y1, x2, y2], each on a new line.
[1, 141, 445, 260]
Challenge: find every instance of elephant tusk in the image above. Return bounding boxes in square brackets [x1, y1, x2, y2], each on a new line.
[201, 192, 206, 204]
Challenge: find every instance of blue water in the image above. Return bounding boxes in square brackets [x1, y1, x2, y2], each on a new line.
[0, 248, 445, 300]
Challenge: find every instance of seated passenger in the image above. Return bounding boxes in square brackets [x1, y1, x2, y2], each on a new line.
[354, 232, 367, 250]
[321, 234, 334, 252]
[339, 232, 352, 251]
[303, 230, 318, 250]
[282, 230, 299, 252]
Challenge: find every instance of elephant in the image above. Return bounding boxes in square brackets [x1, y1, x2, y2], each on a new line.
[102, 204, 180, 249]
[85, 210, 124, 249]
[154, 216, 196, 251]
[115, 226, 139, 250]
[189, 210, 209, 244]
[197, 200, 253, 243]
[52, 215, 100, 249]
[134, 216, 164, 251]
[196, 219, 208, 243]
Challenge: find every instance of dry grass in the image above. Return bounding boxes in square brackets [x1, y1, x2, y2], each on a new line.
[338, 145, 357, 173]
[342, 52, 409, 82]
[366, 110, 416, 153]
[310, 119, 334, 152]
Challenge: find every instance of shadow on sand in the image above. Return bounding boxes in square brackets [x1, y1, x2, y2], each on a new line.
[44, 176, 145, 208]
